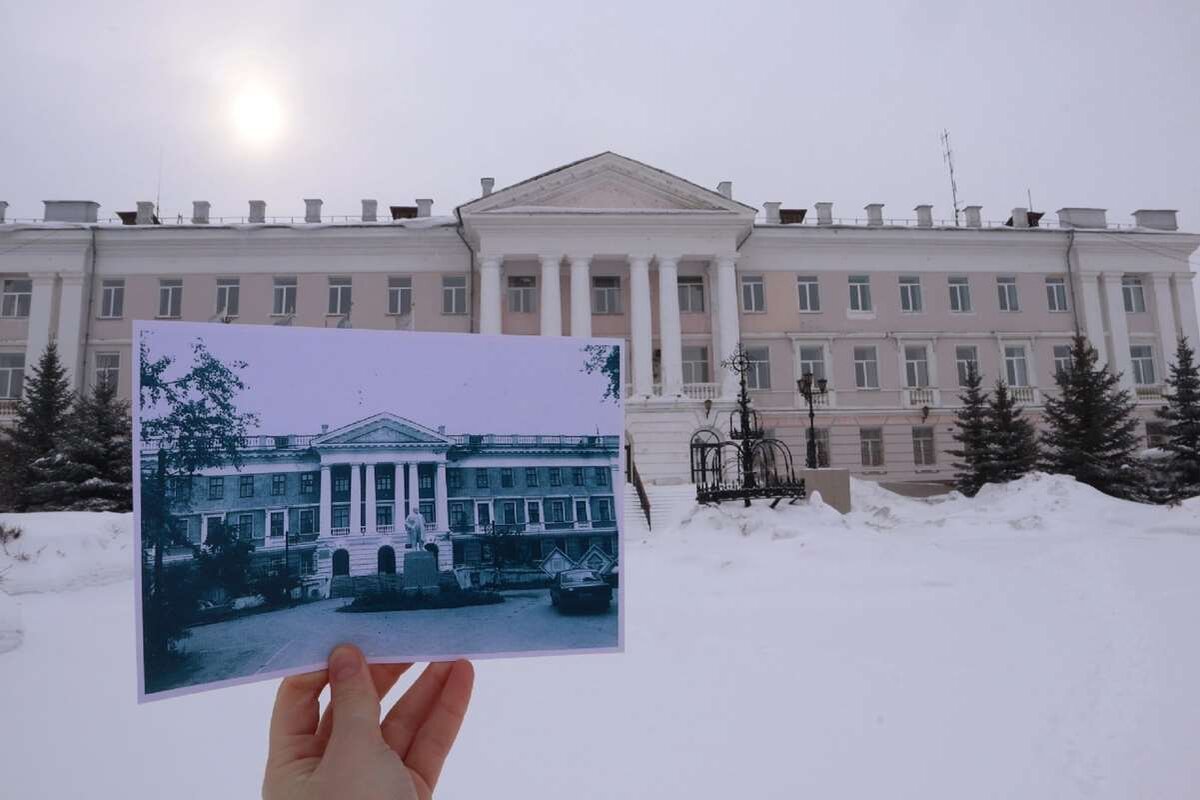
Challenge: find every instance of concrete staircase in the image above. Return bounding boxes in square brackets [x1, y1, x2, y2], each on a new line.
[622, 483, 697, 536]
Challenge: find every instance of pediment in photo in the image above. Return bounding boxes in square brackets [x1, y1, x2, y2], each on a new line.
[313, 412, 450, 447]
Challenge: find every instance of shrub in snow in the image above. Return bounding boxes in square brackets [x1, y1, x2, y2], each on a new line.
[985, 380, 1040, 485]
[1154, 336, 1200, 502]
[0, 522, 21, 548]
[949, 362, 991, 496]
[0, 342, 73, 512]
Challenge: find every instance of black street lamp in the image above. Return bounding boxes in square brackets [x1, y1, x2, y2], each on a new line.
[796, 371, 828, 469]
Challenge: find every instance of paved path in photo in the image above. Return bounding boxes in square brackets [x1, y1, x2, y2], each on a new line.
[165, 590, 618, 691]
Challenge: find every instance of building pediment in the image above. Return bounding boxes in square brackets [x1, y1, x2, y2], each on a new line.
[313, 413, 450, 448]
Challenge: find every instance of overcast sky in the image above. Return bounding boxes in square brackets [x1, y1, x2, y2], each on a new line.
[2, 0, 1197, 264]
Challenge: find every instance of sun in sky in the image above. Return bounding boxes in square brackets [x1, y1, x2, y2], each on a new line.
[229, 84, 285, 148]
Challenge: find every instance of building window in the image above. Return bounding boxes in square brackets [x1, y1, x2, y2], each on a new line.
[899, 276, 923, 313]
[447, 468, 463, 490]
[955, 345, 979, 386]
[678, 275, 705, 312]
[328, 276, 352, 315]
[853, 346, 879, 389]
[270, 511, 285, 538]
[546, 499, 566, 523]
[997, 277, 1019, 312]
[948, 276, 972, 313]
[848, 275, 872, 312]
[216, 278, 240, 318]
[1122, 276, 1146, 313]
[376, 471, 393, 493]
[449, 502, 470, 529]
[1, 279, 32, 318]
[442, 275, 467, 315]
[380, 275, 412, 316]
[507, 276, 536, 313]
[594, 467, 609, 486]
[0, 353, 23, 399]
[592, 276, 621, 314]
[475, 469, 489, 488]
[500, 467, 514, 488]
[904, 345, 930, 387]
[572, 467, 584, 486]
[240, 474, 254, 498]
[682, 346, 710, 384]
[239, 513, 257, 541]
[208, 476, 224, 500]
[1146, 422, 1169, 449]
[798, 345, 825, 382]
[574, 500, 589, 522]
[158, 279, 183, 318]
[741, 275, 765, 312]
[527, 501, 541, 524]
[298, 508, 316, 534]
[745, 346, 771, 389]
[273, 276, 297, 315]
[418, 471, 433, 491]
[168, 476, 192, 501]
[913, 427, 936, 466]
[813, 428, 831, 468]
[332, 506, 349, 529]
[1053, 344, 1072, 377]
[525, 467, 539, 487]
[860, 428, 884, 467]
[333, 473, 350, 494]
[549, 467, 562, 486]
[377, 504, 393, 528]
[1045, 276, 1069, 312]
[95, 353, 120, 389]
[100, 279, 124, 318]
[300, 472, 316, 495]
[419, 500, 434, 523]
[271, 474, 286, 496]
[796, 276, 820, 312]
[1130, 345, 1156, 385]
[1004, 345, 1029, 386]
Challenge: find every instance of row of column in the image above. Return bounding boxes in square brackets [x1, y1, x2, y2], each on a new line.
[478, 254, 741, 398]
[23, 272, 86, 388]
[316, 461, 448, 538]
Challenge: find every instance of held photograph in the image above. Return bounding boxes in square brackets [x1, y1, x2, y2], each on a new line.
[134, 320, 623, 700]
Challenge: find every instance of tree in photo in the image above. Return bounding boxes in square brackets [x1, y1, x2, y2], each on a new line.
[139, 334, 258, 662]
[1041, 334, 1141, 498]
[582, 344, 621, 403]
[986, 380, 1040, 484]
[1155, 336, 1200, 500]
[0, 342, 73, 511]
[948, 361, 993, 496]
[196, 519, 254, 599]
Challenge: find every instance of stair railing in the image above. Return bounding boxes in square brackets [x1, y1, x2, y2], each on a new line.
[627, 445, 652, 531]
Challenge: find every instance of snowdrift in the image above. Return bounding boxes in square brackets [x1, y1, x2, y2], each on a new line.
[0, 512, 132, 594]
[0, 591, 20, 654]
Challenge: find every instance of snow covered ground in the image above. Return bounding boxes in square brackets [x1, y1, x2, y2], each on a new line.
[2, 475, 1200, 798]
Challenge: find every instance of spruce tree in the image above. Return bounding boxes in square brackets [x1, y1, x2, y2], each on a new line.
[949, 362, 992, 496]
[987, 380, 1040, 484]
[1042, 334, 1141, 498]
[1155, 336, 1200, 500]
[0, 342, 73, 511]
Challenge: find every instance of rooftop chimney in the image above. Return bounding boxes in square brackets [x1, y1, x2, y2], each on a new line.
[136, 201, 156, 225]
[815, 202, 834, 225]
[43, 200, 99, 223]
[1056, 207, 1107, 229]
[915, 204, 933, 227]
[716, 181, 732, 199]
[249, 200, 266, 224]
[416, 198, 433, 218]
[864, 203, 884, 226]
[1010, 207, 1029, 228]
[1132, 209, 1178, 231]
[361, 199, 378, 222]
[763, 202, 781, 224]
[304, 198, 322, 223]
[0, 201, 7, 224]
[320, 424, 329, 434]
[390, 205, 417, 220]
[963, 205, 982, 228]
[192, 201, 210, 224]
[779, 208, 807, 224]
[481, 177, 495, 197]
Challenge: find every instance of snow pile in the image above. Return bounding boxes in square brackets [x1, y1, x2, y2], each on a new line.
[0, 512, 132, 594]
[0, 591, 20, 654]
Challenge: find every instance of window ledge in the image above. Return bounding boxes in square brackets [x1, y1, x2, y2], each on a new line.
[798, 309, 823, 314]
[846, 310, 876, 319]
[96, 315, 123, 320]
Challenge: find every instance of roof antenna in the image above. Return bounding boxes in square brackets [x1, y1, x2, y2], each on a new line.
[940, 129, 960, 227]
[1027, 187, 1034, 212]
[155, 144, 164, 219]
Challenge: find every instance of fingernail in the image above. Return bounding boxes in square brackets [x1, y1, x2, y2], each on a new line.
[329, 646, 361, 682]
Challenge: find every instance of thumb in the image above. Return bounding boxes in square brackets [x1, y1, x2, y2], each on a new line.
[326, 645, 384, 752]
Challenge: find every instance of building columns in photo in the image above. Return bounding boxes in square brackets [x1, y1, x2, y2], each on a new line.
[715, 256, 741, 398]
[349, 463, 362, 533]
[479, 257, 502, 335]
[1078, 272, 1109, 369]
[657, 256, 683, 396]
[539, 255, 563, 336]
[55, 273, 87, 388]
[364, 463, 377, 536]
[629, 255, 653, 396]
[407, 461, 420, 520]
[1152, 274, 1179, 371]
[319, 465, 332, 537]
[1101, 273, 1135, 389]
[23, 274, 57, 372]
[569, 255, 591, 338]
[435, 461, 448, 531]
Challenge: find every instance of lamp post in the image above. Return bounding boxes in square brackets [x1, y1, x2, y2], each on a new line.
[796, 372, 828, 469]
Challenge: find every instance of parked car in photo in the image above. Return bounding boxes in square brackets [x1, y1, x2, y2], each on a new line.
[550, 569, 612, 613]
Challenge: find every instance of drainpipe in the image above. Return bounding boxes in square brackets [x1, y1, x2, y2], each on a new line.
[453, 206, 477, 333]
[1064, 229, 1081, 337]
[80, 226, 99, 391]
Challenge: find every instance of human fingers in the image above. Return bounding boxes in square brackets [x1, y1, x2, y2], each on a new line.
[402, 660, 475, 794]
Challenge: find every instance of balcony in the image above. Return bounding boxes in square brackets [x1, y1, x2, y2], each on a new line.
[903, 387, 939, 407]
[0, 399, 16, 421]
[286, 532, 320, 544]
[1010, 386, 1038, 404]
[377, 524, 394, 534]
[627, 383, 722, 400]
[330, 527, 350, 536]
[1135, 385, 1165, 402]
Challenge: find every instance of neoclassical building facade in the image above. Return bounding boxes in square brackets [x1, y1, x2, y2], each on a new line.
[3, 152, 1200, 485]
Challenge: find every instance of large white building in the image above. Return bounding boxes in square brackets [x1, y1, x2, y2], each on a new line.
[2, 152, 1198, 486]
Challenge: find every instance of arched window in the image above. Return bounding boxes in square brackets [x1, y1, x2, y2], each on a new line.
[332, 549, 350, 576]
[377, 545, 396, 575]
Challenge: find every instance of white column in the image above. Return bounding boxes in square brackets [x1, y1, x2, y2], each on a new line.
[407, 462, 421, 523]
[1102, 274, 1134, 389]
[349, 463, 362, 533]
[1079, 272, 1109, 368]
[539, 255, 563, 336]
[318, 465, 332, 537]
[55, 273, 86, 390]
[569, 255, 592, 338]
[364, 463, 377, 536]
[1175, 273, 1200, 352]
[629, 255, 653, 396]
[479, 257, 502, 335]
[715, 256, 741, 398]
[1152, 274, 1179, 372]
[435, 462, 449, 533]
[657, 257, 684, 396]
[23, 274, 57, 373]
